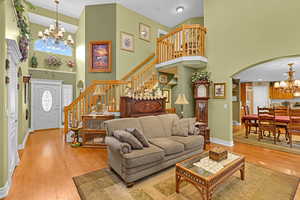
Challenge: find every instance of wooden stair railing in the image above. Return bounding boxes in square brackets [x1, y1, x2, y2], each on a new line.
[156, 24, 207, 64]
[121, 53, 159, 92]
[64, 80, 130, 135]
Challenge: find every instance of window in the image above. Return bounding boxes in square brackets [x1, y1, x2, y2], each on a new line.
[34, 38, 73, 56]
[42, 90, 53, 112]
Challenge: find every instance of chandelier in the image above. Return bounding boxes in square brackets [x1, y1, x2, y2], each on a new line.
[274, 63, 300, 95]
[38, 0, 74, 47]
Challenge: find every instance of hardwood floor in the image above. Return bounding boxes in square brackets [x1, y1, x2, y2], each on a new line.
[3, 128, 300, 200]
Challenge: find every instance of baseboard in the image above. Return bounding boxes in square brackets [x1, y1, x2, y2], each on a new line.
[210, 137, 234, 147]
[0, 178, 11, 199]
[18, 129, 32, 150]
[232, 121, 241, 126]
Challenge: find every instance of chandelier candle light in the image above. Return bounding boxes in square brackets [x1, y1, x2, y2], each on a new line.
[38, 0, 74, 47]
[274, 63, 300, 96]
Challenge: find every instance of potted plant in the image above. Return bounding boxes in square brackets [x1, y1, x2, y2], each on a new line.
[191, 71, 211, 83]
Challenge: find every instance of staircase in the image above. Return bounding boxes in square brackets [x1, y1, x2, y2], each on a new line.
[64, 24, 207, 135]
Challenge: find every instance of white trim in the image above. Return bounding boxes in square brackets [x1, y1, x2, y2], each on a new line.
[156, 56, 208, 68]
[0, 179, 11, 199]
[232, 121, 241, 126]
[18, 129, 32, 150]
[210, 137, 234, 147]
[29, 68, 76, 74]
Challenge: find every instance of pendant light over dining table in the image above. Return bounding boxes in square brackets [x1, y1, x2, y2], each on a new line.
[274, 63, 300, 96]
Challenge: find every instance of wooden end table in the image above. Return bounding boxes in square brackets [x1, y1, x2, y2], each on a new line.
[176, 151, 245, 200]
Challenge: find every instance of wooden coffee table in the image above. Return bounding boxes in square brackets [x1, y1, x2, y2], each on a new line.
[176, 151, 245, 200]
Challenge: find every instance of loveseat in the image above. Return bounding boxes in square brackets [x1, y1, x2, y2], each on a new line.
[104, 114, 206, 186]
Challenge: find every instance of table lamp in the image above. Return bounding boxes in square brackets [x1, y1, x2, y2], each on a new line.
[175, 94, 189, 118]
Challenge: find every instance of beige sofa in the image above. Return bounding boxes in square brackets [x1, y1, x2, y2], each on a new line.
[104, 114, 205, 186]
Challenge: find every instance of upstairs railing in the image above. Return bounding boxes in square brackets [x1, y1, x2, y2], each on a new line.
[121, 53, 158, 92]
[64, 80, 130, 135]
[156, 24, 207, 64]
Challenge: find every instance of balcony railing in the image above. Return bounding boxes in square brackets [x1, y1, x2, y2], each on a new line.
[156, 24, 207, 64]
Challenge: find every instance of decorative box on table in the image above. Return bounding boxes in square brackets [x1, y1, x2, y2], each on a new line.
[209, 147, 228, 162]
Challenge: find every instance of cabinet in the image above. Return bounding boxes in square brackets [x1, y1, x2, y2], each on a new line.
[120, 97, 166, 118]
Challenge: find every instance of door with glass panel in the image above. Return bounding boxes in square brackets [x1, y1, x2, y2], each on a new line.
[31, 79, 62, 130]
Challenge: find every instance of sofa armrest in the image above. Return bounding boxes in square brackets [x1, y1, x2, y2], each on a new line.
[105, 136, 132, 154]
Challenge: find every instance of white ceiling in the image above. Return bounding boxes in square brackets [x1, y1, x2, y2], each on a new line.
[27, 0, 203, 27]
[233, 57, 300, 82]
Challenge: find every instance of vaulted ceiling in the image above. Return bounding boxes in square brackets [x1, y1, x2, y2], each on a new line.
[27, 0, 203, 28]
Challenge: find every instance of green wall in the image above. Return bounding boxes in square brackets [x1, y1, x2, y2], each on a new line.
[29, 23, 76, 72]
[75, 10, 86, 96]
[84, 4, 117, 86]
[116, 4, 170, 79]
[204, 0, 300, 143]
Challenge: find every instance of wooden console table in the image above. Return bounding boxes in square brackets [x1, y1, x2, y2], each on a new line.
[79, 114, 114, 148]
[120, 96, 166, 118]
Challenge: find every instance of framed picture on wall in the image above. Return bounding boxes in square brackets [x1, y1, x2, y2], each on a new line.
[89, 41, 112, 73]
[213, 83, 226, 99]
[120, 32, 134, 52]
[139, 23, 151, 42]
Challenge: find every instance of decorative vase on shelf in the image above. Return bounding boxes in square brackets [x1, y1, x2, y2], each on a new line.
[31, 55, 38, 68]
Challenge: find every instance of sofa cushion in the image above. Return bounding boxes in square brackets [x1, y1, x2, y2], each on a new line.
[172, 118, 189, 137]
[169, 135, 204, 150]
[105, 118, 143, 136]
[126, 128, 150, 147]
[113, 130, 143, 150]
[149, 138, 185, 155]
[122, 144, 164, 168]
[138, 116, 166, 138]
[158, 114, 180, 136]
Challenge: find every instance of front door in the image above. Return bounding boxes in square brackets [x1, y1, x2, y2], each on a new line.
[31, 79, 62, 130]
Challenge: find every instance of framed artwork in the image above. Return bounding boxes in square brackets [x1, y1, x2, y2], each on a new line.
[121, 32, 134, 52]
[139, 23, 151, 42]
[163, 90, 170, 103]
[213, 83, 226, 99]
[89, 41, 112, 72]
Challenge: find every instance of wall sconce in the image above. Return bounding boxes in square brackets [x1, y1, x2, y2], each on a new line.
[23, 75, 31, 104]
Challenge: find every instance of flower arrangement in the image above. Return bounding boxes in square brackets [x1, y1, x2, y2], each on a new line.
[191, 71, 211, 83]
[67, 60, 76, 68]
[45, 56, 62, 67]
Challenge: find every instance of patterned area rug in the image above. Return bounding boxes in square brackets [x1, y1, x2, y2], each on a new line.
[234, 128, 300, 155]
[73, 163, 299, 200]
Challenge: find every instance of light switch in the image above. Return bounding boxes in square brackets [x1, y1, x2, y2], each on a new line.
[224, 104, 228, 109]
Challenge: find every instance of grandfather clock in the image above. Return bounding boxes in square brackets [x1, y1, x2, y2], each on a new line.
[194, 80, 210, 125]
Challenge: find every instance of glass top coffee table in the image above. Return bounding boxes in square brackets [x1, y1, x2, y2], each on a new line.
[175, 151, 245, 200]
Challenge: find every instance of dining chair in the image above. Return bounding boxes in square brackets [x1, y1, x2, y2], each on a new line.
[274, 106, 289, 141]
[243, 105, 259, 138]
[287, 108, 300, 148]
[257, 107, 277, 144]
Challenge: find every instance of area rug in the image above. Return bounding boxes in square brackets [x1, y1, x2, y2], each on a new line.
[234, 129, 300, 155]
[73, 163, 299, 200]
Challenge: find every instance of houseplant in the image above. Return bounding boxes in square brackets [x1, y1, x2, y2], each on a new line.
[191, 71, 211, 83]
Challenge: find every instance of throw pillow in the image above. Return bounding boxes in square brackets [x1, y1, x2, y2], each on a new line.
[187, 118, 196, 135]
[106, 136, 132, 154]
[113, 130, 143, 149]
[120, 142, 132, 154]
[126, 128, 150, 147]
[171, 118, 189, 137]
